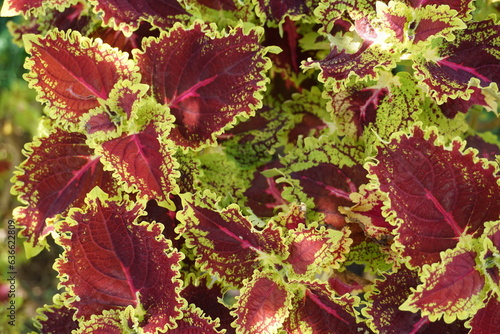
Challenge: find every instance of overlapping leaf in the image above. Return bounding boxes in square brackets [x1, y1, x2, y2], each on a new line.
[414, 17, 500, 103]
[400, 236, 488, 323]
[90, 0, 190, 37]
[55, 193, 185, 333]
[363, 265, 422, 334]
[232, 271, 292, 334]
[284, 223, 351, 278]
[0, 0, 77, 17]
[11, 128, 118, 255]
[284, 281, 370, 333]
[176, 192, 287, 286]
[369, 126, 500, 267]
[134, 22, 274, 150]
[23, 29, 140, 125]
[95, 99, 180, 208]
[303, 41, 396, 93]
[278, 135, 367, 228]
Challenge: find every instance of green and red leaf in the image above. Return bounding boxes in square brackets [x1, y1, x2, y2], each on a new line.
[400, 235, 488, 323]
[368, 126, 500, 267]
[134, 22, 273, 150]
[96, 100, 180, 208]
[23, 29, 140, 125]
[303, 41, 396, 92]
[414, 18, 500, 103]
[284, 281, 369, 333]
[90, 0, 190, 37]
[12, 128, 118, 255]
[55, 193, 185, 333]
[232, 271, 292, 334]
[285, 223, 351, 278]
[176, 192, 287, 286]
[1, 0, 77, 17]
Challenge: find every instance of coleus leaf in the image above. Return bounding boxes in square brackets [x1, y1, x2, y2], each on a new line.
[23, 29, 140, 125]
[134, 22, 275, 150]
[362, 265, 423, 334]
[171, 304, 225, 334]
[466, 292, 500, 334]
[375, 2, 467, 46]
[94, 99, 180, 209]
[176, 191, 287, 287]
[368, 126, 500, 267]
[314, 0, 378, 34]
[405, 0, 475, 21]
[221, 103, 294, 168]
[181, 275, 236, 331]
[231, 271, 292, 334]
[278, 135, 367, 228]
[70, 309, 131, 334]
[11, 128, 118, 256]
[0, 0, 77, 17]
[400, 235, 489, 323]
[303, 41, 396, 93]
[253, 0, 313, 25]
[341, 185, 395, 245]
[35, 293, 79, 334]
[413, 17, 500, 103]
[243, 160, 287, 218]
[284, 280, 370, 333]
[284, 222, 351, 278]
[89, 0, 191, 37]
[55, 191, 185, 333]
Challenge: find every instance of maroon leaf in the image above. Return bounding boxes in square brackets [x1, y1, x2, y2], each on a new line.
[12, 129, 118, 251]
[289, 162, 368, 228]
[284, 281, 370, 333]
[468, 294, 500, 334]
[465, 135, 500, 161]
[23, 29, 140, 124]
[177, 194, 287, 286]
[244, 161, 287, 218]
[135, 23, 271, 149]
[303, 40, 395, 92]
[364, 266, 422, 334]
[92, 0, 190, 37]
[438, 87, 488, 118]
[56, 196, 184, 333]
[181, 276, 235, 332]
[414, 18, 500, 103]
[36, 297, 79, 334]
[99, 120, 179, 208]
[232, 272, 291, 333]
[254, 0, 312, 23]
[369, 126, 500, 267]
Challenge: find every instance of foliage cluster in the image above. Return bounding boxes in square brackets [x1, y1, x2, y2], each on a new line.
[1, 0, 500, 333]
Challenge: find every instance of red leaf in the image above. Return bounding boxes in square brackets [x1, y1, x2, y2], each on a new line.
[178, 195, 286, 286]
[12, 129, 118, 250]
[414, 18, 500, 102]
[92, 0, 190, 37]
[290, 162, 368, 228]
[99, 122, 179, 207]
[364, 266, 422, 334]
[369, 127, 500, 267]
[468, 294, 500, 334]
[23, 30, 139, 124]
[285, 281, 370, 334]
[135, 23, 271, 149]
[56, 196, 184, 333]
[232, 272, 291, 334]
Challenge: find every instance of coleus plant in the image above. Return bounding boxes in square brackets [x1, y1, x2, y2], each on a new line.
[2, 0, 500, 333]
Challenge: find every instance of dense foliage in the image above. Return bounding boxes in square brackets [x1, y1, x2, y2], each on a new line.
[2, 0, 500, 333]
